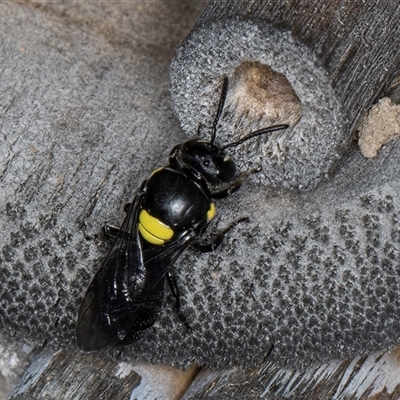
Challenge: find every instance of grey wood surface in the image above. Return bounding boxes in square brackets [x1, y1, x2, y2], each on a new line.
[7, 350, 199, 400]
[169, 0, 400, 369]
[197, 0, 400, 132]
[7, 346, 400, 399]
[0, 0, 207, 396]
[183, 346, 400, 399]
[1, 1, 400, 399]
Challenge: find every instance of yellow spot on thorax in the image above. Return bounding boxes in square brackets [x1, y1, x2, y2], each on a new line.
[207, 202, 216, 222]
[138, 209, 174, 245]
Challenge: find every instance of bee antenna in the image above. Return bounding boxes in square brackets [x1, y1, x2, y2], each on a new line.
[210, 76, 229, 145]
[222, 124, 289, 150]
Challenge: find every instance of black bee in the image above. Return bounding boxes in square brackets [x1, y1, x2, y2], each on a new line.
[76, 77, 288, 351]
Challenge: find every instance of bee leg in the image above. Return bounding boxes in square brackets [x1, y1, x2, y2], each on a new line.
[123, 203, 132, 213]
[166, 270, 192, 332]
[102, 224, 121, 239]
[101, 188, 145, 239]
[196, 217, 249, 252]
[92, 224, 121, 246]
[101, 224, 133, 242]
[211, 167, 262, 199]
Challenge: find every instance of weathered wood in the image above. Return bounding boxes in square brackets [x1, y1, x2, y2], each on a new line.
[7, 345, 400, 399]
[0, 335, 33, 400]
[128, 364, 199, 400]
[0, 0, 207, 397]
[2, 2, 400, 399]
[198, 0, 400, 132]
[171, 0, 400, 189]
[387, 76, 400, 104]
[183, 346, 400, 400]
[7, 350, 141, 400]
[358, 97, 400, 158]
[6, 350, 198, 400]
[168, 0, 400, 370]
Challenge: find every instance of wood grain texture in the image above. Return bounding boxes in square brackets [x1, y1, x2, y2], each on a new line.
[168, 0, 400, 370]
[0, 0, 207, 397]
[2, 1, 400, 398]
[7, 350, 199, 400]
[183, 346, 400, 400]
[7, 350, 141, 400]
[170, 0, 400, 191]
[7, 348, 400, 399]
[199, 0, 400, 132]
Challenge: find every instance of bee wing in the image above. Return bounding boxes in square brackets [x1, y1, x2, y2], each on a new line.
[76, 191, 201, 351]
[116, 230, 197, 345]
[76, 192, 146, 350]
